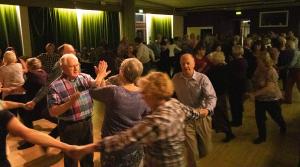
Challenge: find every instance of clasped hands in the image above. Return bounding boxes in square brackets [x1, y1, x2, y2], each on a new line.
[65, 143, 99, 160]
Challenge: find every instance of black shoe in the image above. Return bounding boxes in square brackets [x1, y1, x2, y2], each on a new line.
[222, 133, 236, 143]
[17, 142, 34, 150]
[253, 137, 266, 144]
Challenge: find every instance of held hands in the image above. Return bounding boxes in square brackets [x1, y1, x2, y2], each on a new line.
[196, 108, 209, 117]
[24, 101, 36, 110]
[65, 143, 98, 160]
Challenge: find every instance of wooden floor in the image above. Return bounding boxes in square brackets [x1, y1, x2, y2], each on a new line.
[7, 89, 300, 167]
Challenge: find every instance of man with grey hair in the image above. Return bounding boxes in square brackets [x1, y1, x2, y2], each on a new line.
[172, 53, 217, 167]
[47, 54, 108, 167]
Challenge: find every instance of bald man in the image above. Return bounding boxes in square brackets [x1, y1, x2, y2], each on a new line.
[172, 53, 217, 167]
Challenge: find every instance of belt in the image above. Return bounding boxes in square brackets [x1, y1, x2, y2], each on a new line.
[59, 116, 91, 125]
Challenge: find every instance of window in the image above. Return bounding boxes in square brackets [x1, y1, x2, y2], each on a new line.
[259, 11, 289, 27]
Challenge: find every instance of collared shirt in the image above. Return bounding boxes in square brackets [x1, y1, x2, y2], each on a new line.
[98, 98, 202, 167]
[37, 53, 60, 73]
[172, 71, 217, 112]
[47, 73, 94, 121]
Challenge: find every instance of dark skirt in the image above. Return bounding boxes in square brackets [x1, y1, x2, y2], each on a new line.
[212, 94, 231, 133]
[101, 147, 144, 167]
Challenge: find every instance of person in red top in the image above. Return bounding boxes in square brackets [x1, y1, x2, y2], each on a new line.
[194, 44, 209, 74]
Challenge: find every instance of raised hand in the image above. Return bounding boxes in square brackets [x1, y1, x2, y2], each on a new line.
[94, 60, 111, 86]
[95, 60, 111, 79]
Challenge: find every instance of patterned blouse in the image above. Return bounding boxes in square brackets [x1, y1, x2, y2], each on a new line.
[98, 98, 202, 167]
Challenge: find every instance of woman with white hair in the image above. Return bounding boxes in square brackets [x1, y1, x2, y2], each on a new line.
[248, 51, 286, 144]
[0, 51, 25, 116]
[90, 58, 149, 167]
[207, 52, 235, 142]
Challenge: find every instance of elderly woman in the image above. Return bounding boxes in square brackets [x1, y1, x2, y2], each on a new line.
[90, 72, 207, 167]
[249, 51, 286, 144]
[90, 58, 149, 167]
[0, 51, 25, 116]
[16, 58, 59, 149]
[207, 52, 235, 142]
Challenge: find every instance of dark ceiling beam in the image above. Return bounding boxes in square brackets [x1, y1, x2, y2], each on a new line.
[175, 0, 298, 13]
[0, 0, 121, 11]
[138, 0, 174, 9]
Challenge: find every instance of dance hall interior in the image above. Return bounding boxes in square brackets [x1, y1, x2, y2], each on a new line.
[0, 0, 300, 167]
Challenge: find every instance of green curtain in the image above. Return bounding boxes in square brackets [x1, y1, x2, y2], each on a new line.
[29, 7, 80, 56]
[81, 11, 119, 49]
[0, 5, 22, 56]
[51, 8, 80, 50]
[28, 7, 55, 56]
[29, 7, 119, 55]
[150, 15, 172, 41]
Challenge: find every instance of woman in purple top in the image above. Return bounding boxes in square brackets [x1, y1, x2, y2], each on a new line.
[90, 58, 149, 167]
[2, 58, 59, 149]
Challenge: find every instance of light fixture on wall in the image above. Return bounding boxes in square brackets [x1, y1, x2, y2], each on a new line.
[236, 11, 242, 15]
[139, 9, 144, 13]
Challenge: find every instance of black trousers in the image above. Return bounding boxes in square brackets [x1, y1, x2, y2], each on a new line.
[255, 100, 286, 139]
[58, 118, 94, 167]
[228, 90, 245, 125]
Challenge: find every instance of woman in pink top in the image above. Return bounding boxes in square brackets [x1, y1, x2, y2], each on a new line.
[0, 51, 25, 115]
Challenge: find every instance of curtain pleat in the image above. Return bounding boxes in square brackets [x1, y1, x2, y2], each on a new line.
[28, 7, 119, 56]
[150, 16, 172, 41]
[0, 5, 22, 56]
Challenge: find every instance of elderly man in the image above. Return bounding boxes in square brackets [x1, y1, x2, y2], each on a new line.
[172, 53, 217, 167]
[19, 44, 76, 150]
[47, 54, 106, 167]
